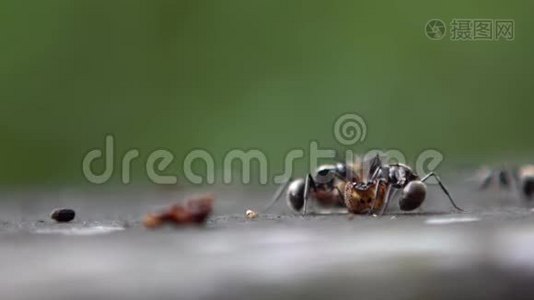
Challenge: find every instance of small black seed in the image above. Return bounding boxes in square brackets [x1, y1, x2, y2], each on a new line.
[50, 208, 76, 223]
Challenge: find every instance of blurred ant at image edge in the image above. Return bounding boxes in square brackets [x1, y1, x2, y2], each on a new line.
[474, 164, 534, 199]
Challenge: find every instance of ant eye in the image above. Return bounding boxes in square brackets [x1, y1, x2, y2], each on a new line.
[335, 163, 347, 177]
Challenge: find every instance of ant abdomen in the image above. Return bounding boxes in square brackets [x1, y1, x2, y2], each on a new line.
[399, 180, 427, 211]
[519, 166, 534, 199]
[522, 178, 534, 199]
[287, 178, 305, 211]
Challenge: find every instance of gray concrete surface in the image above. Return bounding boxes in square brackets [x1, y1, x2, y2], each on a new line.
[1, 180, 534, 300]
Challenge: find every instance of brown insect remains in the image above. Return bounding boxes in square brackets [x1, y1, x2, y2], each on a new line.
[143, 195, 214, 229]
[344, 181, 387, 214]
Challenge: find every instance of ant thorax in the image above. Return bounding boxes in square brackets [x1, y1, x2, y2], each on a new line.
[387, 164, 418, 187]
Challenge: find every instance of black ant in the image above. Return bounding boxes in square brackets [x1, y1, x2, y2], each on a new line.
[263, 160, 365, 214]
[344, 155, 464, 215]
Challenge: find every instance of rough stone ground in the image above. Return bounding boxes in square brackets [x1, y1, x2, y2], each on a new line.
[1, 178, 534, 300]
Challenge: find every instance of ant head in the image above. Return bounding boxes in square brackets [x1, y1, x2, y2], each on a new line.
[286, 178, 305, 212]
[334, 162, 351, 179]
[315, 163, 353, 182]
[314, 164, 337, 185]
[400, 180, 427, 211]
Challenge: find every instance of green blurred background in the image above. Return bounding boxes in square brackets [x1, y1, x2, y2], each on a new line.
[0, 0, 533, 185]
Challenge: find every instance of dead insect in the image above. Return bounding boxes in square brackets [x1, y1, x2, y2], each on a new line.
[475, 164, 534, 199]
[344, 155, 463, 215]
[50, 208, 76, 223]
[143, 213, 164, 229]
[143, 195, 214, 229]
[263, 159, 368, 215]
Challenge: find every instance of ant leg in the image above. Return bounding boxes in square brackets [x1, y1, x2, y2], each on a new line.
[369, 167, 381, 182]
[334, 186, 350, 215]
[478, 170, 494, 190]
[262, 179, 292, 212]
[502, 166, 522, 200]
[421, 172, 464, 212]
[379, 186, 398, 216]
[367, 179, 387, 215]
[367, 154, 382, 180]
[304, 186, 349, 216]
[303, 174, 317, 215]
[335, 186, 345, 206]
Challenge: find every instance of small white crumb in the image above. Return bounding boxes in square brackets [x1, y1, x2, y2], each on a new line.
[245, 209, 258, 219]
